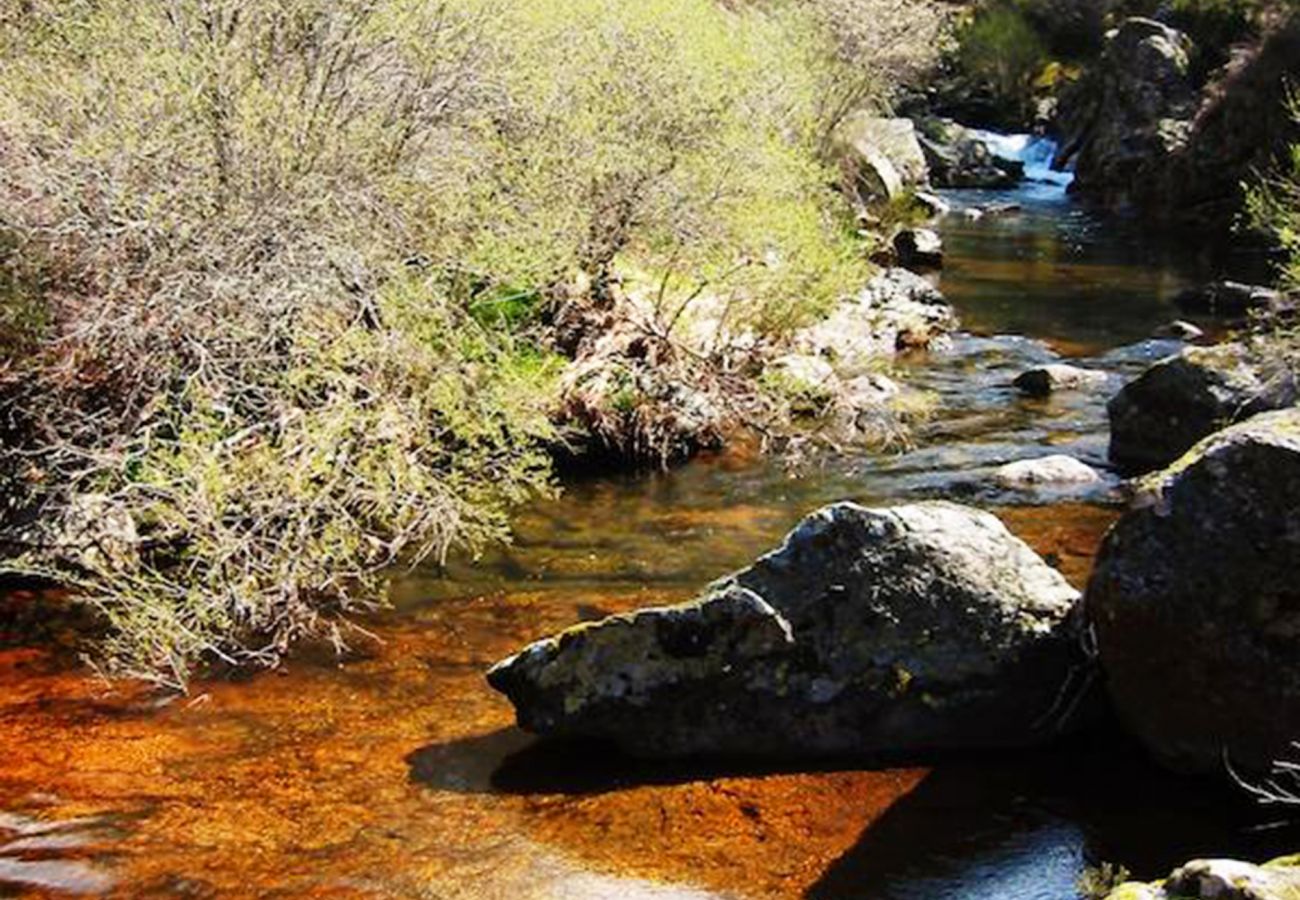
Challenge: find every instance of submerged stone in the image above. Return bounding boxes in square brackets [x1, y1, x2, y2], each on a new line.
[488, 501, 1086, 758]
[993, 455, 1103, 489]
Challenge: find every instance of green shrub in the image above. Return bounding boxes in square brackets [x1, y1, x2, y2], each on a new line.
[955, 3, 1049, 122]
[0, 0, 562, 686]
[1248, 94, 1300, 290]
[0, 0, 889, 685]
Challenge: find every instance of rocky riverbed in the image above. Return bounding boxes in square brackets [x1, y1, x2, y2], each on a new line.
[4, 140, 1299, 899]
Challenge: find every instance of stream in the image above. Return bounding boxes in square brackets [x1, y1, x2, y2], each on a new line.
[2, 143, 1298, 899]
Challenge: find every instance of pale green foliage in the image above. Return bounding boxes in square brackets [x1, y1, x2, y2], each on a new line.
[955, 3, 1048, 120]
[434, 0, 871, 339]
[0, 0, 883, 684]
[1247, 96, 1300, 291]
[0, 0, 561, 686]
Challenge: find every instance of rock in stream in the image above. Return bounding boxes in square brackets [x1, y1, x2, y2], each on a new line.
[1107, 343, 1297, 474]
[1089, 408, 1300, 774]
[488, 502, 1087, 758]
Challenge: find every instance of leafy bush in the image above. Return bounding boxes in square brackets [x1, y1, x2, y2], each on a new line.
[0, 0, 562, 686]
[1248, 94, 1300, 290]
[954, 3, 1049, 122]
[0, 0, 892, 684]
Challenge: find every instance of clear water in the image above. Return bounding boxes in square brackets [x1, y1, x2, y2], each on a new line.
[1, 162, 1293, 899]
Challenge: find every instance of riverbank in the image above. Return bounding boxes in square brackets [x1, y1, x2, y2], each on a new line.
[5, 162, 1298, 896]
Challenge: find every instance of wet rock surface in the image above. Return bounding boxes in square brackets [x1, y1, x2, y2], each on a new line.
[1014, 363, 1112, 397]
[1089, 409, 1300, 774]
[488, 501, 1086, 759]
[1107, 343, 1297, 474]
[916, 119, 1024, 189]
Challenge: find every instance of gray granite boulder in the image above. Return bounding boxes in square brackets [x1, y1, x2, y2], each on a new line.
[489, 501, 1086, 758]
[1089, 409, 1300, 774]
[1107, 344, 1297, 474]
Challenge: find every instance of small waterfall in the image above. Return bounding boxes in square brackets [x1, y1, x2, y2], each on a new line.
[966, 128, 1075, 188]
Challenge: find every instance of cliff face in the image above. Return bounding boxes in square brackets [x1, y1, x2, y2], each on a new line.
[1058, 13, 1300, 233]
[1155, 15, 1300, 230]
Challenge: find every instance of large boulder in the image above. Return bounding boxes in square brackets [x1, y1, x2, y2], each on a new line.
[1150, 15, 1300, 231]
[1060, 14, 1300, 230]
[488, 502, 1086, 758]
[1088, 409, 1300, 774]
[1057, 18, 1198, 212]
[835, 114, 931, 204]
[1107, 343, 1297, 474]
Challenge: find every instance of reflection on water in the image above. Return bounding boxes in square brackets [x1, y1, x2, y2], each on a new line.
[936, 184, 1265, 352]
[1, 184, 1292, 898]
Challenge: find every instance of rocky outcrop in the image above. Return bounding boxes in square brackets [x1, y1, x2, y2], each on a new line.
[1059, 14, 1300, 230]
[1014, 363, 1111, 397]
[1057, 18, 1198, 212]
[1088, 409, 1300, 774]
[1150, 15, 1300, 231]
[1105, 856, 1300, 900]
[835, 114, 931, 204]
[916, 118, 1024, 189]
[793, 268, 956, 367]
[1106, 343, 1297, 474]
[488, 501, 1086, 758]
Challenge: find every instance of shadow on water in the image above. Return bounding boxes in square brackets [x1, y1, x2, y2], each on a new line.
[806, 733, 1300, 900]
[408, 726, 1300, 900]
[411, 729, 953, 797]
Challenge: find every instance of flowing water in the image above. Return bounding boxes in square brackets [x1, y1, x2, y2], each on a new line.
[2, 144, 1296, 899]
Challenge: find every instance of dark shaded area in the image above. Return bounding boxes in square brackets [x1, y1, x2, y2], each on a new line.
[409, 726, 1299, 900]
[807, 730, 1299, 900]
[408, 728, 912, 796]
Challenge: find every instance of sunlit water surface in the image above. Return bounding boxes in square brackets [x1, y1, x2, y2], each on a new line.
[1, 175, 1294, 899]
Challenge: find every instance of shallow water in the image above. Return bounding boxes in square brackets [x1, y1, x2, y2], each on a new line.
[2, 180, 1295, 899]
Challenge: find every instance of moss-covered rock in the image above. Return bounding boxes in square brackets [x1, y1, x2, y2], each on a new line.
[1104, 857, 1300, 900]
[488, 501, 1086, 758]
[1106, 343, 1297, 475]
[1088, 408, 1300, 774]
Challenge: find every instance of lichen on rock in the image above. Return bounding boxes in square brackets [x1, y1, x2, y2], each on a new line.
[488, 501, 1088, 758]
